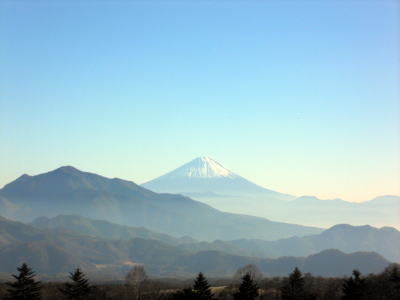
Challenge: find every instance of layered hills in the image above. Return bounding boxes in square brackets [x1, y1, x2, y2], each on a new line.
[31, 215, 400, 263]
[1, 163, 397, 278]
[181, 224, 400, 263]
[0, 166, 320, 241]
[0, 216, 391, 277]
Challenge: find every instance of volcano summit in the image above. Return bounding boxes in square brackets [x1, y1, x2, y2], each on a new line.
[142, 157, 292, 200]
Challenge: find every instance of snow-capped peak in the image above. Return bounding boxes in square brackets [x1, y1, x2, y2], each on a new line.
[142, 157, 293, 199]
[164, 157, 237, 179]
[187, 157, 235, 178]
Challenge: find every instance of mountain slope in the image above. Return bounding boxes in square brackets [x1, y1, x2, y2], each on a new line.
[0, 215, 42, 247]
[30, 215, 195, 245]
[0, 216, 189, 275]
[142, 157, 293, 200]
[0, 167, 321, 241]
[223, 224, 400, 262]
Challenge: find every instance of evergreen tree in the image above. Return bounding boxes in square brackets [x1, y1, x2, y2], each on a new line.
[173, 273, 213, 300]
[342, 270, 365, 300]
[280, 267, 306, 300]
[192, 273, 213, 300]
[6, 263, 41, 300]
[233, 273, 259, 300]
[59, 268, 91, 300]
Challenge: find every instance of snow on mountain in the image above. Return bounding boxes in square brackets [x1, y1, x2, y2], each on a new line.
[161, 157, 237, 179]
[141, 157, 400, 230]
[142, 157, 293, 200]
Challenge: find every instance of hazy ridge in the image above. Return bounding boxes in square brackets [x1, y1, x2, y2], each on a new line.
[0, 216, 391, 277]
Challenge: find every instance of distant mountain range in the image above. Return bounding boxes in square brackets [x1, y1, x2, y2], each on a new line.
[142, 157, 400, 229]
[180, 224, 400, 263]
[1, 162, 397, 278]
[0, 166, 320, 241]
[0, 216, 391, 277]
[175, 249, 389, 277]
[278, 195, 400, 228]
[31, 215, 400, 263]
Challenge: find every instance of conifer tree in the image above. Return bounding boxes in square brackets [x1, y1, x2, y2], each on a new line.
[280, 267, 305, 300]
[6, 263, 41, 300]
[59, 268, 91, 300]
[192, 272, 213, 300]
[233, 273, 259, 300]
[342, 270, 365, 300]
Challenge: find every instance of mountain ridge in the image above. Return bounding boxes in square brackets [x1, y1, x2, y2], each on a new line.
[0, 166, 321, 241]
[29, 214, 400, 263]
[0, 216, 390, 277]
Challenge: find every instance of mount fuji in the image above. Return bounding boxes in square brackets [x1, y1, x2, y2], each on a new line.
[142, 157, 400, 229]
[142, 157, 293, 201]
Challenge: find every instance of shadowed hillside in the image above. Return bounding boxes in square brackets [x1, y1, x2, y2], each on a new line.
[0, 216, 390, 277]
[0, 166, 321, 241]
[31, 215, 400, 263]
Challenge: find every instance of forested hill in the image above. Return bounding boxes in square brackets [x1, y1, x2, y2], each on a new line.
[0, 216, 391, 277]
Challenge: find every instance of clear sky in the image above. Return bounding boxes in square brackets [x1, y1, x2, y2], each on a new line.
[1, 0, 399, 202]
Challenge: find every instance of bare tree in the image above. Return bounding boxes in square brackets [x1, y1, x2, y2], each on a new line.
[234, 265, 263, 282]
[126, 264, 148, 300]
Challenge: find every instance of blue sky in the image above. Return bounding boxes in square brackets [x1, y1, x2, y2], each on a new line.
[1, 0, 399, 201]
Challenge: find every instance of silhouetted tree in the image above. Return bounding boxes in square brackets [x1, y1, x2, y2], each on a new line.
[7, 263, 41, 300]
[342, 270, 365, 300]
[233, 273, 259, 300]
[59, 268, 91, 300]
[280, 267, 305, 300]
[172, 273, 213, 300]
[193, 273, 213, 300]
[388, 264, 400, 293]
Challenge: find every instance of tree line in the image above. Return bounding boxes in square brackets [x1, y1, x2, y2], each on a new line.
[0, 263, 399, 300]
